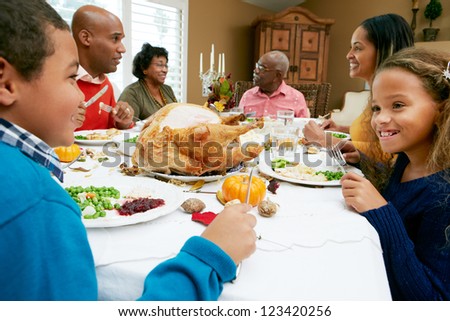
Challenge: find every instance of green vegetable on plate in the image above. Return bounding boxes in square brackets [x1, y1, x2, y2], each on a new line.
[331, 132, 347, 139]
[271, 158, 292, 169]
[315, 170, 344, 181]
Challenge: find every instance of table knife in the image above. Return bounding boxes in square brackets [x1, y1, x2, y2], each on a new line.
[84, 85, 109, 107]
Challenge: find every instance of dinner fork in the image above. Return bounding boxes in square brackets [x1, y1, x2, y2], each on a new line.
[326, 139, 347, 173]
[99, 102, 141, 122]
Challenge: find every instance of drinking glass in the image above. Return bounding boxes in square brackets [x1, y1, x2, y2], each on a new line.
[277, 110, 295, 125]
[229, 107, 244, 115]
[271, 125, 299, 156]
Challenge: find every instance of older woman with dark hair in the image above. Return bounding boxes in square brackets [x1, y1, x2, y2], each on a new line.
[119, 43, 177, 119]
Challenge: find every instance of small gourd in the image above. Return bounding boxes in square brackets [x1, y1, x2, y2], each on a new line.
[180, 198, 206, 214]
[54, 144, 81, 162]
[221, 174, 266, 207]
[258, 199, 278, 217]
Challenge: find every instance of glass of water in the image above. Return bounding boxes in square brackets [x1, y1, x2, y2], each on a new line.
[271, 125, 299, 156]
[277, 110, 295, 125]
[229, 107, 244, 115]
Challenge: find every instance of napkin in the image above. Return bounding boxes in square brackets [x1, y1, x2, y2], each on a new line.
[191, 211, 218, 225]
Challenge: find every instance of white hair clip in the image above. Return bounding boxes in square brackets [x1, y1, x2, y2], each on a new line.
[443, 62, 450, 80]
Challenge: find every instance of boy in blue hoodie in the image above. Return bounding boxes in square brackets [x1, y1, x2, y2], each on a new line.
[0, 0, 257, 300]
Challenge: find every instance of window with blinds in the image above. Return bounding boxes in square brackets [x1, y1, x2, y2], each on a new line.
[47, 0, 188, 102]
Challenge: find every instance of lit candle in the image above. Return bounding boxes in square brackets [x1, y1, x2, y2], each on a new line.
[210, 44, 215, 71]
[222, 53, 225, 75]
[210, 51, 213, 71]
[199, 52, 203, 74]
[412, 0, 419, 9]
[218, 53, 222, 75]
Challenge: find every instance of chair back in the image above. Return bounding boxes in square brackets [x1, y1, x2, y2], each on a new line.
[233, 81, 331, 118]
[233, 80, 254, 108]
[288, 83, 331, 118]
[331, 90, 370, 126]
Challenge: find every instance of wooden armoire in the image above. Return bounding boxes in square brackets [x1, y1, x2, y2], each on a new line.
[252, 7, 335, 84]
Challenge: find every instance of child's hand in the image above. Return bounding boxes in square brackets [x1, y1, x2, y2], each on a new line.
[201, 203, 257, 265]
[341, 172, 387, 213]
[340, 141, 361, 164]
[75, 101, 86, 128]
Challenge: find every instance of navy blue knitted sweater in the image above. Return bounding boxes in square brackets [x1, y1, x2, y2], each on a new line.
[363, 153, 450, 300]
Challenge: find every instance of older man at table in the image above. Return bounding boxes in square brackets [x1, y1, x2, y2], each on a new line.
[238, 50, 309, 118]
[72, 5, 134, 130]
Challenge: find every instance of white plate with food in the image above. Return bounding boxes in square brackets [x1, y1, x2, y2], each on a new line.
[142, 164, 244, 183]
[129, 120, 146, 132]
[63, 176, 183, 228]
[111, 132, 139, 156]
[258, 152, 360, 187]
[74, 129, 122, 146]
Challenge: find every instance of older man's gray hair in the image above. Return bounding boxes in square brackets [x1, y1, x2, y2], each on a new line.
[267, 50, 290, 77]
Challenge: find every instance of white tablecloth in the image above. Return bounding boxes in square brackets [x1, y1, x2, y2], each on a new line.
[62, 138, 392, 301]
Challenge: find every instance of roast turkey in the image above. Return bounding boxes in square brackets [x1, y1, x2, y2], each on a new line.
[132, 103, 264, 176]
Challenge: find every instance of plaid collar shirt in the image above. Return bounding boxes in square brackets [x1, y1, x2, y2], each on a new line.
[0, 118, 64, 182]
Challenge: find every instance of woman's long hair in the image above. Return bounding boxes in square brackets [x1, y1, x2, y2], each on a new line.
[356, 14, 415, 190]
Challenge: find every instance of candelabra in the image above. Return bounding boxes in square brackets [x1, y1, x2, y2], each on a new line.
[199, 68, 217, 97]
[411, 8, 419, 35]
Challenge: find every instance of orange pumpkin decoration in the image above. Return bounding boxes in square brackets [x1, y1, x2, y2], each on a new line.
[54, 144, 81, 162]
[221, 174, 266, 206]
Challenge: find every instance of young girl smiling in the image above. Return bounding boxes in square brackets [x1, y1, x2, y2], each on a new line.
[341, 47, 450, 300]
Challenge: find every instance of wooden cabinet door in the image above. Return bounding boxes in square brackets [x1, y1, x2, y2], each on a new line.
[294, 25, 327, 83]
[255, 22, 329, 83]
[252, 7, 334, 84]
[255, 21, 296, 82]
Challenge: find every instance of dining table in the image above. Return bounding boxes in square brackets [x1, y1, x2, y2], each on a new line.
[61, 125, 392, 301]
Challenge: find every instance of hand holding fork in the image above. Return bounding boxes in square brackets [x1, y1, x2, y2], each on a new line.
[326, 138, 348, 173]
[100, 102, 140, 123]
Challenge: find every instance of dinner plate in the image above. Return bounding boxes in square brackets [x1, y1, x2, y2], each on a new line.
[258, 151, 361, 187]
[142, 163, 244, 183]
[129, 120, 146, 133]
[64, 176, 184, 228]
[74, 129, 122, 146]
[111, 133, 138, 156]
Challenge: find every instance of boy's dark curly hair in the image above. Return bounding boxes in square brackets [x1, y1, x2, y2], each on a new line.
[0, 0, 69, 81]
